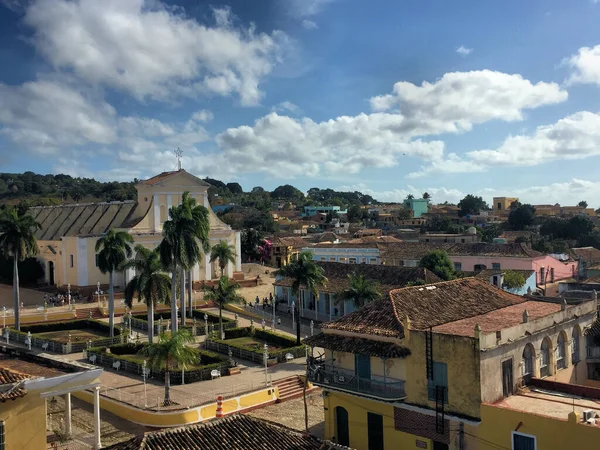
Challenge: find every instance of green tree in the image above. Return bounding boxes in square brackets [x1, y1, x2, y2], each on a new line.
[123, 246, 171, 343]
[457, 194, 489, 217]
[502, 270, 526, 290]
[210, 241, 236, 277]
[422, 192, 431, 200]
[508, 204, 536, 230]
[335, 273, 381, 309]
[241, 229, 263, 261]
[578, 200, 588, 208]
[202, 276, 244, 340]
[481, 223, 504, 243]
[426, 215, 452, 232]
[346, 204, 363, 223]
[0, 207, 41, 330]
[271, 184, 305, 201]
[419, 250, 455, 281]
[139, 329, 197, 406]
[95, 229, 134, 337]
[406, 194, 415, 200]
[275, 252, 327, 345]
[160, 192, 211, 333]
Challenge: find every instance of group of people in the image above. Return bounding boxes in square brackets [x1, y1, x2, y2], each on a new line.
[248, 292, 276, 310]
[43, 292, 73, 307]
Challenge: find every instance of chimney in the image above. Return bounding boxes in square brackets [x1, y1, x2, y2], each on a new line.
[561, 299, 567, 311]
[402, 315, 411, 342]
[522, 310, 529, 323]
[474, 324, 482, 340]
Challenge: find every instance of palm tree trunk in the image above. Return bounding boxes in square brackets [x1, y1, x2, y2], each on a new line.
[147, 301, 154, 344]
[163, 370, 171, 406]
[180, 268, 186, 327]
[219, 304, 223, 340]
[171, 268, 178, 334]
[187, 270, 193, 318]
[108, 271, 115, 337]
[13, 252, 20, 331]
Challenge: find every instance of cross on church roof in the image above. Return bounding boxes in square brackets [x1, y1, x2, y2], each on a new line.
[174, 147, 183, 171]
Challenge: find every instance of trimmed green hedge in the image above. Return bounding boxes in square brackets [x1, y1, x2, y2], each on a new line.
[223, 327, 252, 339]
[132, 310, 231, 324]
[254, 329, 297, 348]
[21, 319, 122, 335]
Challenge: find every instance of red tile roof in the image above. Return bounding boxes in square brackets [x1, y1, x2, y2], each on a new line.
[105, 414, 349, 449]
[0, 368, 29, 385]
[304, 333, 411, 358]
[322, 278, 528, 337]
[0, 368, 30, 402]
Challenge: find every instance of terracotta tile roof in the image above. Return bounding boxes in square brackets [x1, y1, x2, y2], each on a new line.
[273, 236, 312, 248]
[571, 247, 600, 263]
[355, 229, 382, 237]
[432, 301, 563, 337]
[0, 368, 30, 402]
[0, 386, 27, 402]
[105, 414, 349, 450]
[274, 262, 441, 294]
[322, 278, 527, 336]
[311, 232, 345, 243]
[304, 333, 411, 358]
[311, 242, 379, 249]
[379, 242, 454, 261]
[585, 318, 600, 337]
[347, 236, 403, 244]
[0, 368, 29, 385]
[446, 243, 543, 258]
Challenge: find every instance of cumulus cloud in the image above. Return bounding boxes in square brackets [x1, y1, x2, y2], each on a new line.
[289, 0, 335, 17]
[271, 101, 301, 114]
[565, 44, 600, 86]
[456, 46, 473, 57]
[302, 19, 318, 29]
[24, 0, 286, 105]
[411, 111, 600, 177]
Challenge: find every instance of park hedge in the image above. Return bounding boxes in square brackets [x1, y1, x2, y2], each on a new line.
[20, 319, 123, 335]
[132, 310, 232, 324]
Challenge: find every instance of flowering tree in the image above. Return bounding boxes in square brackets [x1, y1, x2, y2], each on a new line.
[257, 239, 272, 262]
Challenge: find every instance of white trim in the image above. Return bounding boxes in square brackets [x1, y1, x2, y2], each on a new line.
[41, 382, 101, 398]
[393, 402, 481, 427]
[511, 431, 537, 450]
[235, 232, 242, 272]
[77, 238, 89, 286]
[153, 200, 160, 233]
[167, 194, 172, 211]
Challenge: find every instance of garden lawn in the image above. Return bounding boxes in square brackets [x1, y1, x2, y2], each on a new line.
[226, 336, 282, 353]
[36, 328, 109, 343]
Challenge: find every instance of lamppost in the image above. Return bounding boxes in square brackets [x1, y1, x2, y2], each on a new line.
[67, 283, 71, 306]
[263, 343, 269, 387]
[2, 306, 6, 329]
[291, 301, 295, 331]
[204, 314, 208, 338]
[26, 331, 32, 350]
[310, 320, 314, 337]
[272, 294, 276, 323]
[95, 282, 101, 305]
[4, 327, 9, 345]
[142, 360, 148, 408]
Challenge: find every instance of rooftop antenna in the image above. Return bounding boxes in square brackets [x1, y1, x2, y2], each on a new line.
[174, 147, 183, 171]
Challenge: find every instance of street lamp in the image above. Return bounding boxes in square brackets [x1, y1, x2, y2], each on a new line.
[291, 301, 295, 331]
[142, 360, 148, 408]
[67, 283, 71, 306]
[2, 306, 6, 329]
[204, 314, 208, 338]
[310, 320, 314, 337]
[95, 282, 101, 305]
[263, 343, 269, 387]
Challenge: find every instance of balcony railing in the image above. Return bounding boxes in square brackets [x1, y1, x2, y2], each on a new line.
[308, 364, 406, 401]
[587, 346, 600, 359]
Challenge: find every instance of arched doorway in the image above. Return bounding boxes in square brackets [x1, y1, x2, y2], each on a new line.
[48, 261, 55, 286]
[335, 406, 349, 446]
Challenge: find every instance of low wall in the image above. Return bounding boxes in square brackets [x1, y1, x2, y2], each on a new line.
[529, 377, 600, 400]
[73, 386, 280, 428]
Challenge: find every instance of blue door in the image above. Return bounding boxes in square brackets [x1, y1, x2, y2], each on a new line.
[355, 354, 371, 379]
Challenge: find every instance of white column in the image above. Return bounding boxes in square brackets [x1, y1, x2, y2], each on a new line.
[93, 386, 102, 449]
[64, 392, 72, 436]
[235, 232, 242, 272]
[204, 252, 211, 280]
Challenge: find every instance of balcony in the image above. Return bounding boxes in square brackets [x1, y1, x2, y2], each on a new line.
[308, 364, 406, 401]
[587, 346, 600, 360]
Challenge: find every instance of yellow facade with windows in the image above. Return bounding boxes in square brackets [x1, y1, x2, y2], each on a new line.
[0, 393, 47, 450]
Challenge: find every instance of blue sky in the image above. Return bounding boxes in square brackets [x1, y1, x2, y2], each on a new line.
[2, 0, 600, 206]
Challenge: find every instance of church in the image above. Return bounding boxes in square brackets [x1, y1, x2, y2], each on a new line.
[31, 170, 241, 289]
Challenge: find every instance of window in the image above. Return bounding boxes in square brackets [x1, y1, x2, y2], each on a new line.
[522, 344, 534, 380]
[557, 333, 566, 370]
[497, 202, 502, 210]
[349, 257, 357, 264]
[461, 238, 465, 243]
[95, 254, 100, 267]
[512, 431, 536, 450]
[330, 257, 336, 262]
[550, 268, 555, 283]
[69, 254, 74, 268]
[369, 258, 377, 264]
[474, 264, 487, 271]
[0, 420, 4, 450]
[320, 257, 327, 261]
[453, 262, 462, 271]
[492, 263, 501, 270]
[367, 413, 384, 450]
[540, 339, 550, 378]
[339, 257, 347, 263]
[572, 327, 580, 363]
[427, 362, 448, 403]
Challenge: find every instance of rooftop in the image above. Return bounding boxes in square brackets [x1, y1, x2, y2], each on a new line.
[105, 414, 348, 450]
[138, 169, 210, 187]
[380, 242, 544, 261]
[474, 269, 535, 279]
[274, 261, 441, 294]
[321, 278, 527, 337]
[272, 236, 312, 248]
[346, 236, 403, 244]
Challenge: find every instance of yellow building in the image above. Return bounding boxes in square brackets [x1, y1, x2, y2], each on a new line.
[492, 197, 519, 215]
[269, 236, 310, 268]
[31, 170, 241, 289]
[305, 278, 600, 450]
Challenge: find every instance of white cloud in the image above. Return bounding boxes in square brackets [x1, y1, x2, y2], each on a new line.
[0, 79, 116, 154]
[565, 44, 600, 86]
[289, 0, 335, 17]
[338, 183, 466, 204]
[302, 19, 318, 30]
[456, 46, 473, 57]
[191, 110, 214, 123]
[24, 0, 286, 105]
[411, 111, 600, 177]
[369, 70, 567, 135]
[271, 101, 301, 114]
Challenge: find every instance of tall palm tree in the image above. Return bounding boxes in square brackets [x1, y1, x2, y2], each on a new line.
[275, 251, 327, 345]
[123, 246, 171, 343]
[95, 229, 133, 337]
[202, 276, 244, 340]
[210, 240, 236, 278]
[139, 328, 196, 406]
[335, 273, 381, 310]
[0, 207, 41, 330]
[159, 192, 210, 333]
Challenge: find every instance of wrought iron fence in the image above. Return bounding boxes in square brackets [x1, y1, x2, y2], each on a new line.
[205, 339, 307, 364]
[4, 328, 124, 354]
[124, 315, 238, 336]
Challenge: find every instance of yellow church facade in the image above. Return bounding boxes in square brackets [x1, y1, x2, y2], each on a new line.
[31, 170, 241, 289]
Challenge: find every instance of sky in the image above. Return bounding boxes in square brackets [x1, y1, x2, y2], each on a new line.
[2, 0, 600, 206]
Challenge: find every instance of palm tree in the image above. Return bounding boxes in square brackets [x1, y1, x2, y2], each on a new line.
[0, 207, 41, 330]
[139, 328, 197, 406]
[202, 275, 244, 340]
[95, 229, 133, 337]
[159, 192, 210, 333]
[210, 240, 236, 278]
[335, 273, 381, 310]
[123, 246, 171, 343]
[275, 251, 327, 345]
